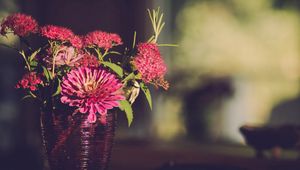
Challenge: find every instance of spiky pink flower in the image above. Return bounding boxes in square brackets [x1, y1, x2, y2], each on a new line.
[0, 13, 38, 36]
[16, 72, 42, 91]
[60, 67, 125, 124]
[40, 25, 74, 42]
[83, 31, 122, 50]
[133, 42, 169, 89]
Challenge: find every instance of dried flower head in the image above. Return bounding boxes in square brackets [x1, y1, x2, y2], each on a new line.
[44, 46, 83, 67]
[0, 13, 38, 36]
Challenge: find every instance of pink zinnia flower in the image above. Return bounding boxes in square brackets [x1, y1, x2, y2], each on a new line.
[40, 25, 74, 42]
[83, 31, 122, 50]
[60, 67, 125, 124]
[133, 42, 169, 89]
[44, 46, 83, 67]
[0, 13, 38, 36]
[16, 72, 43, 91]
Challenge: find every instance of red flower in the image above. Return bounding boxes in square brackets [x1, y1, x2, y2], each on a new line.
[75, 53, 99, 68]
[69, 35, 83, 49]
[60, 67, 125, 124]
[16, 72, 43, 91]
[133, 43, 169, 89]
[83, 31, 122, 50]
[0, 13, 38, 36]
[40, 25, 74, 42]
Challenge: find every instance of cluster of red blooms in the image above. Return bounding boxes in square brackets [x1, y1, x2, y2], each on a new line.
[40, 25, 83, 48]
[1, 12, 170, 124]
[0, 14, 122, 50]
[0, 13, 169, 90]
[40, 25, 74, 41]
[133, 43, 169, 90]
[1, 12, 169, 89]
[15, 72, 43, 91]
[76, 53, 100, 68]
[0, 13, 38, 36]
[83, 31, 122, 50]
[69, 36, 83, 49]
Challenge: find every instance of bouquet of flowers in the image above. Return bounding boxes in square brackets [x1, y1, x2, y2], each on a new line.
[0, 8, 171, 126]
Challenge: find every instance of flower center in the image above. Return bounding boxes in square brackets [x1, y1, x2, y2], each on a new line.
[83, 80, 97, 93]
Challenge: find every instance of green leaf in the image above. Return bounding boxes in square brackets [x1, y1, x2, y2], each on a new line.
[140, 82, 152, 110]
[147, 7, 165, 43]
[119, 100, 133, 127]
[147, 36, 155, 43]
[52, 79, 61, 97]
[19, 50, 31, 71]
[102, 61, 124, 77]
[158, 22, 165, 35]
[122, 72, 135, 82]
[30, 60, 38, 67]
[157, 13, 164, 33]
[29, 48, 41, 62]
[42, 66, 51, 81]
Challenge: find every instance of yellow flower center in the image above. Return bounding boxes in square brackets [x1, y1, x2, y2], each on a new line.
[84, 80, 97, 93]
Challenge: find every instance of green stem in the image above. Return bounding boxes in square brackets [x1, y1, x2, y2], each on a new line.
[51, 46, 61, 78]
[95, 48, 103, 61]
[52, 52, 57, 78]
[29, 91, 37, 98]
[19, 51, 31, 71]
[158, 44, 179, 47]
[102, 49, 109, 59]
[109, 51, 122, 55]
[132, 31, 137, 49]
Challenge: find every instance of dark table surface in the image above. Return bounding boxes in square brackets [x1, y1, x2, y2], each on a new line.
[109, 140, 300, 170]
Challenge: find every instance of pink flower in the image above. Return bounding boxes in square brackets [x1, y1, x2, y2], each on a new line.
[0, 13, 38, 36]
[40, 25, 74, 42]
[83, 31, 122, 50]
[75, 53, 99, 68]
[60, 67, 125, 124]
[44, 46, 83, 67]
[133, 43, 169, 89]
[16, 72, 43, 91]
[69, 35, 83, 49]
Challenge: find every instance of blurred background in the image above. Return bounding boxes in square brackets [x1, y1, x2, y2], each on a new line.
[1, 0, 300, 169]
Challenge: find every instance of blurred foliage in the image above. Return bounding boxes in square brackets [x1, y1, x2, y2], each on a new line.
[0, 0, 19, 45]
[155, 0, 300, 142]
[0, 0, 18, 13]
